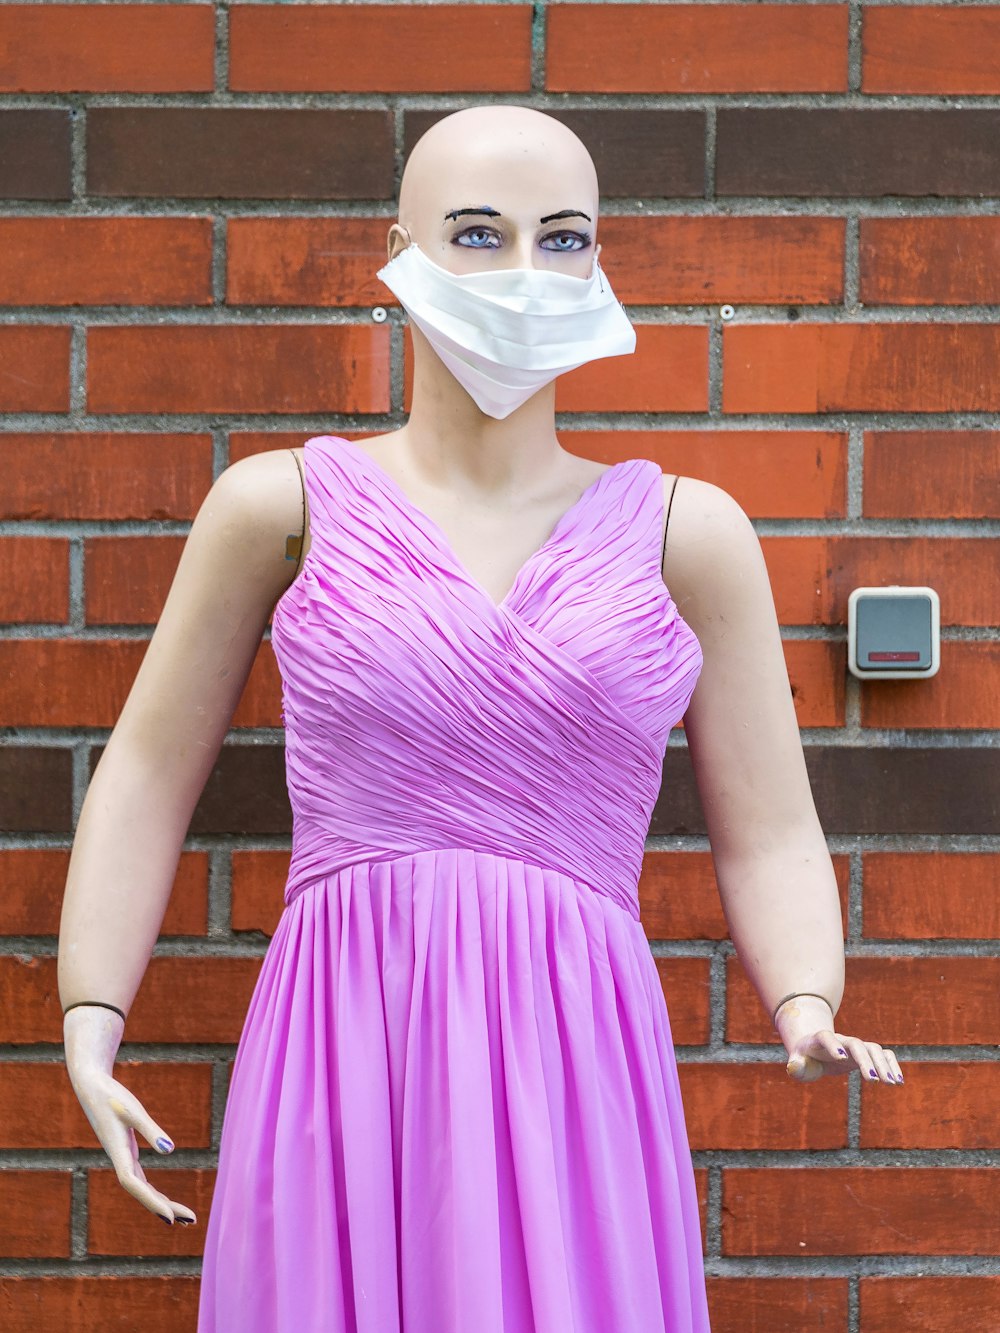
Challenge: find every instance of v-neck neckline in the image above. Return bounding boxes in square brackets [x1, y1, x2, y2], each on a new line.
[328, 435, 632, 614]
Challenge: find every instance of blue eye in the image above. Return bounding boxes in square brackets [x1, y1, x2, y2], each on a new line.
[541, 231, 591, 252]
[454, 227, 501, 249]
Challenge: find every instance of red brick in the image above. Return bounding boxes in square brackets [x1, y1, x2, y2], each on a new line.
[861, 642, 1000, 731]
[722, 1167, 999, 1256]
[863, 429, 1000, 518]
[231, 849, 291, 935]
[88, 1167, 215, 1255]
[860, 218, 1000, 307]
[596, 215, 844, 305]
[784, 640, 846, 728]
[860, 1062, 1000, 1151]
[0, 1060, 212, 1149]
[640, 851, 849, 942]
[863, 7, 1000, 95]
[678, 1062, 847, 1151]
[0, 848, 208, 937]
[0, 955, 262, 1044]
[639, 851, 727, 941]
[82, 538, 311, 645]
[87, 324, 389, 414]
[0, 218, 212, 306]
[0, 433, 213, 520]
[862, 852, 1000, 941]
[557, 325, 708, 413]
[561, 429, 848, 519]
[707, 1277, 848, 1333]
[229, 427, 373, 466]
[228, 216, 391, 307]
[238, 426, 847, 520]
[404, 323, 708, 415]
[0, 638, 280, 730]
[0, 1277, 199, 1333]
[761, 536, 1000, 628]
[693, 1166, 708, 1250]
[0, 4, 214, 93]
[0, 538, 68, 623]
[860, 1276, 1000, 1332]
[724, 323, 1000, 414]
[727, 955, 1000, 1047]
[230, 4, 531, 93]
[0, 326, 70, 410]
[0, 1171, 71, 1257]
[651, 956, 711, 1046]
[84, 535, 183, 626]
[547, 4, 848, 94]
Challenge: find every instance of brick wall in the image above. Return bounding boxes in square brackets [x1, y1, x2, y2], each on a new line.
[1, 4, 998, 1330]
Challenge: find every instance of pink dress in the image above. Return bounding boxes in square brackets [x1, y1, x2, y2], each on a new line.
[197, 433, 710, 1332]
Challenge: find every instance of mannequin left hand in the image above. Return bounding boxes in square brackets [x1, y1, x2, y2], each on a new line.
[774, 996, 905, 1084]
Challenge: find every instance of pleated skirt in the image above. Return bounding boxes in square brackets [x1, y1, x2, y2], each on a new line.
[197, 847, 712, 1332]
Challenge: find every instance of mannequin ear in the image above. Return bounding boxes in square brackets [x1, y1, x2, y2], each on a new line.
[595, 241, 602, 262]
[386, 224, 412, 262]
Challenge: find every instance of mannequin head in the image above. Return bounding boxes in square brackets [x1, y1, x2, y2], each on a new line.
[387, 105, 602, 278]
[384, 106, 607, 435]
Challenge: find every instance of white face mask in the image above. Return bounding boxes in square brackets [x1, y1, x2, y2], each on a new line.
[375, 241, 636, 420]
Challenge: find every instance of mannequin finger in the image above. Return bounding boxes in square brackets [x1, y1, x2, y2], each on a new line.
[882, 1048, 904, 1083]
[862, 1041, 900, 1084]
[835, 1035, 871, 1074]
[108, 1085, 175, 1154]
[116, 1165, 191, 1224]
[816, 1032, 854, 1067]
[93, 1117, 186, 1222]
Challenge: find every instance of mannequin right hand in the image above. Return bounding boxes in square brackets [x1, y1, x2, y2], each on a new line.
[63, 1005, 197, 1227]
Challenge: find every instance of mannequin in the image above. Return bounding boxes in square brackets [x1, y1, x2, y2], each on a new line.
[58, 105, 903, 1328]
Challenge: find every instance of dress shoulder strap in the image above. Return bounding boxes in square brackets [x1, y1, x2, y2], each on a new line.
[285, 447, 307, 577]
[661, 473, 680, 565]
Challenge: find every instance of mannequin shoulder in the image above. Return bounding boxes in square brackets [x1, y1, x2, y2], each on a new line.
[191, 448, 306, 609]
[660, 473, 771, 632]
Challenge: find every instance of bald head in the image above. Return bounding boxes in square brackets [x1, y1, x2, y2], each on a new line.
[389, 106, 600, 278]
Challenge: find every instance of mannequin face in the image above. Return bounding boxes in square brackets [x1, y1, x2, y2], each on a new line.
[386, 106, 601, 280]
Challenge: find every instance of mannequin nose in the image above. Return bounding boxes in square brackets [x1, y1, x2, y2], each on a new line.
[499, 238, 537, 270]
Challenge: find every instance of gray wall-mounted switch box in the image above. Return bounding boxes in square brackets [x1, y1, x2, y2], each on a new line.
[847, 586, 940, 680]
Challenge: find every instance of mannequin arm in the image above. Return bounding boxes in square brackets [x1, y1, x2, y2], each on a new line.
[663, 477, 902, 1086]
[59, 449, 300, 1010]
[57, 448, 305, 1218]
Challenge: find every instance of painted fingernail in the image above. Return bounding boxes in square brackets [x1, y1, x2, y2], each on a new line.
[869, 1068, 878, 1079]
[155, 1137, 173, 1153]
[837, 1048, 848, 1057]
[177, 1217, 196, 1226]
[158, 1214, 174, 1226]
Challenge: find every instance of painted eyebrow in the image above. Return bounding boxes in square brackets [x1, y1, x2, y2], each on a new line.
[443, 207, 592, 224]
[444, 207, 500, 221]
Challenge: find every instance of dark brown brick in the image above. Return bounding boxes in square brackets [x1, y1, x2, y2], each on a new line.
[404, 108, 705, 199]
[88, 107, 394, 199]
[0, 748, 73, 833]
[88, 744, 291, 835]
[707, 1278, 848, 1333]
[717, 109, 1000, 197]
[0, 109, 72, 199]
[0, 1276, 200, 1332]
[653, 745, 1000, 837]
